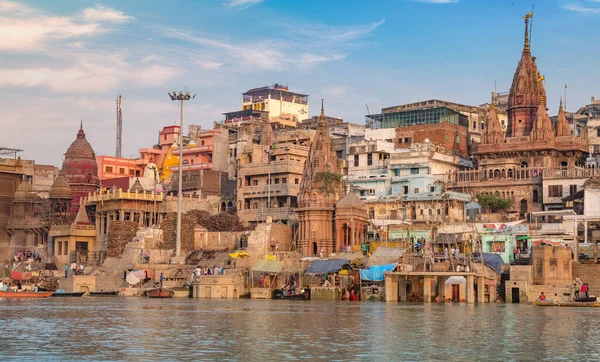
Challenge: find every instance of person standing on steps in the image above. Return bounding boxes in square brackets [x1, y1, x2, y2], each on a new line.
[159, 273, 164, 288]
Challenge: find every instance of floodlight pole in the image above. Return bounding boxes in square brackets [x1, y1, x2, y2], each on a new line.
[168, 90, 195, 263]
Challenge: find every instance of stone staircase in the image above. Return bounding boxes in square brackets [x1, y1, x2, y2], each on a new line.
[572, 264, 600, 297]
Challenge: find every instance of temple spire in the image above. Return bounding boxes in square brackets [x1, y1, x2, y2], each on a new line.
[318, 98, 326, 129]
[556, 96, 570, 137]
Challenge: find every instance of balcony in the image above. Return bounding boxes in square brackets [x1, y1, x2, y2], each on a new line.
[171, 163, 214, 173]
[172, 145, 214, 156]
[238, 207, 294, 223]
[241, 183, 300, 197]
[239, 160, 305, 176]
[271, 143, 309, 156]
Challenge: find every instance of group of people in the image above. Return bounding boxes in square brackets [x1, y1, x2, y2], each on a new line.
[574, 276, 591, 299]
[280, 280, 297, 295]
[341, 281, 360, 301]
[13, 250, 42, 264]
[63, 262, 85, 278]
[138, 250, 151, 264]
[443, 247, 461, 260]
[194, 265, 224, 277]
[0, 280, 40, 293]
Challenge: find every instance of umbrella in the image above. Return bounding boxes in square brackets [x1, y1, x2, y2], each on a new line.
[445, 276, 467, 285]
[126, 272, 141, 286]
[229, 252, 250, 259]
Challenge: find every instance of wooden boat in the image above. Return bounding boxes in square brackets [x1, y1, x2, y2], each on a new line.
[89, 291, 120, 296]
[273, 289, 310, 300]
[146, 287, 174, 298]
[51, 291, 85, 297]
[0, 290, 53, 298]
[574, 297, 597, 303]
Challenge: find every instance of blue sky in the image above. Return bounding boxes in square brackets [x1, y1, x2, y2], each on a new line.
[1, 0, 598, 166]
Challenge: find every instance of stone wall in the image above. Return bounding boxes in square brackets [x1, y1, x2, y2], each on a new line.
[395, 123, 469, 156]
[531, 246, 571, 286]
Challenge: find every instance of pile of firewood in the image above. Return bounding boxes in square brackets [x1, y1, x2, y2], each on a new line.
[158, 212, 196, 252]
[107, 221, 139, 257]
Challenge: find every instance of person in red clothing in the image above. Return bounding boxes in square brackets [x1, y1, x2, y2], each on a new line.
[581, 283, 588, 298]
[538, 292, 546, 301]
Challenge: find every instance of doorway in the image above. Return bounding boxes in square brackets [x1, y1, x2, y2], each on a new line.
[511, 287, 520, 303]
[452, 284, 460, 302]
[205, 286, 211, 298]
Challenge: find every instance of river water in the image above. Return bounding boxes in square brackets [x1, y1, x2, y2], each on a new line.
[1, 298, 599, 361]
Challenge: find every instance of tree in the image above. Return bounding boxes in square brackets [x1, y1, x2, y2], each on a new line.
[314, 171, 342, 195]
[476, 194, 512, 213]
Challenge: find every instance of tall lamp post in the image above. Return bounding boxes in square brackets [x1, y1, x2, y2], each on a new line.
[168, 90, 195, 263]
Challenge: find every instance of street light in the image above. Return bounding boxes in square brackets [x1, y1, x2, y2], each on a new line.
[168, 90, 195, 263]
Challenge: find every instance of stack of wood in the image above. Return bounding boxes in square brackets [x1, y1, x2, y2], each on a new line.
[107, 221, 139, 257]
[158, 212, 196, 252]
[28, 275, 59, 291]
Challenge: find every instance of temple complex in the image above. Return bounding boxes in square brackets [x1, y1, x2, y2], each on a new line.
[441, 15, 588, 216]
[61, 124, 100, 216]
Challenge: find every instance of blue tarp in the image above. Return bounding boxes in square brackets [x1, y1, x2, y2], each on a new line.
[482, 253, 503, 274]
[305, 259, 348, 274]
[359, 263, 397, 281]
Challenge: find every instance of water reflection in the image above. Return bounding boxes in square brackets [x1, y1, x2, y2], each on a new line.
[1, 298, 599, 361]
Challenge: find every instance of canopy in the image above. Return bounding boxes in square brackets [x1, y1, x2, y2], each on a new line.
[445, 276, 466, 285]
[264, 253, 277, 261]
[517, 235, 531, 241]
[435, 233, 463, 244]
[305, 259, 348, 274]
[10, 270, 34, 281]
[131, 270, 147, 280]
[482, 253, 503, 274]
[359, 263, 396, 281]
[229, 252, 250, 259]
[126, 272, 141, 285]
[251, 259, 283, 274]
[334, 252, 366, 261]
[367, 247, 407, 266]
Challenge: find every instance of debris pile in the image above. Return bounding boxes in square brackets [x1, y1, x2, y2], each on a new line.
[107, 221, 139, 257]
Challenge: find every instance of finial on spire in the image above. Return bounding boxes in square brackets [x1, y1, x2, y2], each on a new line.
[321, 98, 324, 116]
[522, 11, 533, 52]
[559, 96, 563, 112]
[80, 120, 83, 129]
[491, 91, 496, 108]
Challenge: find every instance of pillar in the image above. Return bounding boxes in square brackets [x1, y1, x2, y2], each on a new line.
[423, 276, 432, 304]
[466, 275, 474, 304]
[477, 276, 485, 303]
[490, 282, 497, 302]
[437, 276, 445, 302]
[385, 274, 398, 302]
[398, 275, 407, 302]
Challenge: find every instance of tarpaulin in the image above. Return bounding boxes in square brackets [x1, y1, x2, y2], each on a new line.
[359, 263, 396, 281]
[10, 270, 33, 281]
[251, 259, 283, 274]
[482, 253, 503, 274]
[305, 259, 348, 274]
[367, 247, 407, 266]
[229, 252, 250, 259]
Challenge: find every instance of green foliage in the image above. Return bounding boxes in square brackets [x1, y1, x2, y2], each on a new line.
[476, 194, 512, 212]
[314, 171, 342, 195]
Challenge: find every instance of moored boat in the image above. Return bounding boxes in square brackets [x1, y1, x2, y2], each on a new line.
[533, 300, 600, 307]
[146, 287, 174, 298]
[574, 297, 597, 303]
[89, 291, 120, 296]
[51, 291, 86, 297]
[0, 291, 53, 298]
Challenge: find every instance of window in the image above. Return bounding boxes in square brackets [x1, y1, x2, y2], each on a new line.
[201, 140, 205, 145]
[548, 185, 563, 198]
[402, 186, 409, 194]
[57, 241, 62, 255]
[410, 168, 419, 175]
[282, 178, 287, 184]
[105, 166, 113, 173]
[429, 186, 435, 193]
[164, 135, 167, 140]
[414, 188, 420, 193]
[597, 129, 600, 137]
[570, 185, 578, 195]
[405, 137, 412, 144]
[472, 121, 476, 129]
[367, 153, 373, 166]
[295, 178, 299, 184]
[336, 150, 343, 159]
[275, 178, 280, 184]
[252, 180, 258, 186]
[354, 155, 359, 167]
[129, 169, 135, 176]
[445, 134, 449, 141]
[119, 168, 125, 174]
[368, 189, 375, 195]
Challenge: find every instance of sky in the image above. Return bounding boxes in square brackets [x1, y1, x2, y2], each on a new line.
[1, 0, 599, 167]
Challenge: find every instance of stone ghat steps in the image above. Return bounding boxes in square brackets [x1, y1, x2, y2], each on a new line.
[572, 264, 600, 296]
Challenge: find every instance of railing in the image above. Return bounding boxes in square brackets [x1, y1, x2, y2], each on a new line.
[172, 145, 214, 156]
[238, 207, 294, 222]
[241, 183, 300, 196]
[239, 160, 305, 175]
[84, 189, 165, 204]
[270, 143, 309, 155]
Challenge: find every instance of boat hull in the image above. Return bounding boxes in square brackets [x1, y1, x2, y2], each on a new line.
[89, 291, 120, 296]
[0, 291, 53, 298]
[533, 301, 600, 307]
[51, 292, 86, 297]
[147, 288, 174, 298]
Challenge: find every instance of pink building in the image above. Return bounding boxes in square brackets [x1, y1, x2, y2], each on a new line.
[96, 156, 143, 182]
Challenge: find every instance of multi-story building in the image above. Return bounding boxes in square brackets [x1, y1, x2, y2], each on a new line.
[172, 128, 229, 173]
[344, 139, 394, 200]
[96, 156, 143, 181]
[579, 97, 600, 158]
[236, 123, 313, 225]
[242, 84, 309, 128]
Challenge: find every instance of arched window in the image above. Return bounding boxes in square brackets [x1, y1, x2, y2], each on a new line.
[560, 161, 568, 169]
[533, 189, 539, 203]
[507, 169, 514, 178]
[520, 161, 528, 168]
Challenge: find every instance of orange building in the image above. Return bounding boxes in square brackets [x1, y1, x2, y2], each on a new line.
[96, 156, 143, 181]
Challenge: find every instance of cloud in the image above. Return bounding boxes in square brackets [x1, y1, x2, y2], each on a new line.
[563, 3, 600, 14]
[227, 0, 264, 10]
[284, 19, 385, 42]
[0, 0, 33, 14]
[324, 86, 349, 97]
[195, 60, 224, 69]
[82, 4, 133, 23]
[0, 14, 101, 51]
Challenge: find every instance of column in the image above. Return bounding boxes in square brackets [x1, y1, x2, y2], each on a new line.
[466, 275, 475, 304]
[423, 276, 432, 304]
[490, 283, 497, 302]
[398, 275, 407, 302]
[477, 276, 485, 303]
[437, 276, 445, 302]
[385, 274, 398, 302]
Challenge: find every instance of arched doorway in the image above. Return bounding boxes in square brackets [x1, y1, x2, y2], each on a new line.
[520, 199, 528, 218]
[532, 189, 539, 203]
[312, 242, 318, 256]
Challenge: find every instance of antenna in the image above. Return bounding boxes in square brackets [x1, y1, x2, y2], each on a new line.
[365, 104, 371, 115]
[116, 94, 122, 158]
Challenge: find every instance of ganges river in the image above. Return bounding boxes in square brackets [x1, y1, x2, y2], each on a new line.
[1, 298, 599, 361]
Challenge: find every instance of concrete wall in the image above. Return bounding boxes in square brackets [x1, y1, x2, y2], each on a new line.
[531, 246, 572, 286]
[194, 230, 243, 250]
[195, 274, 246, 299]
